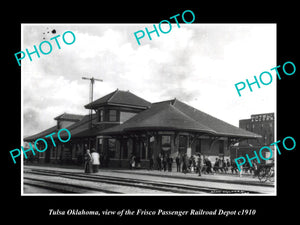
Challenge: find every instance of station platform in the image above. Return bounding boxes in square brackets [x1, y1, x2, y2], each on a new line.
[23, 163, 274, 187]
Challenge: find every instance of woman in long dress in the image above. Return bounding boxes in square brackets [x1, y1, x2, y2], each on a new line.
[84, 149, 92, 173]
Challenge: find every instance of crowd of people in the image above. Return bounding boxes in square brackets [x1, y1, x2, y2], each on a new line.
[144, 153, 259, 177]
[83, 147, 260, 177]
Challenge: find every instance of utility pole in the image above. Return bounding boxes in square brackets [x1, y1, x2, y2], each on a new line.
[82, 76, 103, 126]
[82, 77, 103, 150]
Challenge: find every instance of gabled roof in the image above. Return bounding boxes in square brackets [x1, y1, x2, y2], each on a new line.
[84, 89, 151, 109]
[172, 100, 261, 138]
[24, 94, 261, 143]
[24, 114, 96, 142]
[100, 100, 216, 134]
[54, 113, 84, 121]
[52, 114, 97, 139]
[24, 125, 57, 142]
[99, 99, 261, 139]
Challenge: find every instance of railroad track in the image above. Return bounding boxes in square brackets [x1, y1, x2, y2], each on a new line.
[23, 168, 261, 194]
[24, 177, 122, 194]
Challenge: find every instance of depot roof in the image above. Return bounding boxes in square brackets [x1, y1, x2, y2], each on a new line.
[24, 96, 261, 142]
[54, 113, 84, 121]
[49, 114, 98, 140]
[99, 99, 261, 139]
[23, 114, 95, 142]
[84, 89, 151, 109]
[24, 125, 57, 142]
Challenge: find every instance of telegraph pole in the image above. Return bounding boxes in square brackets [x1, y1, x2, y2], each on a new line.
[82, 77, 103, 150]
[82, 77, 103, 103]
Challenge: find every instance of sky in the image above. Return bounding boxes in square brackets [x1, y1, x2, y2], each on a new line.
[22, 23, 276, 137]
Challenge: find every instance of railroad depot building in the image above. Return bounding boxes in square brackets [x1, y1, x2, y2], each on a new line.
[24, 89, 261, 168]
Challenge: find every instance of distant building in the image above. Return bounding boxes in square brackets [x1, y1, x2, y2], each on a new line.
[234, 113, 275, 163]
[239, 113, 274, 146]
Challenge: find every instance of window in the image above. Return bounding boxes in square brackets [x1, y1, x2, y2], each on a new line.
[219, 140, 224, 155]
[122, 139, 128, 159]
[179, 136, 187, 148]
[179, 135, 187, 154]
[120, 111, 136, 123]
[98, 138, 103, 153]
[246, 124, 249, 130]
[98, 110, 104, 122]
[109, 110, 117, 122]
[161, 135, 171, 152]
[108, 139, 116, 158]
[195, 139, 201, 153]
[149, 137, 155, 158]
[266, 114, 274, 121]
[51, 146, 56, 158]
[141, 142, 146, 159]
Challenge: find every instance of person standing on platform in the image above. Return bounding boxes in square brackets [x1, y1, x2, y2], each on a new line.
[156, 154, 162, 171]
[130, 154, 136, 169]
[168, 155, 173, 172]
[91, 148, 100, 173]
[175, 154, 181, 172]
[238, 164, 243, 177]
[197, 154, 204, 176]
[182, 153, 188, 174]
[99, 152, 103, 168]
[149, 155, 154, 170]
[84, 149, 92, 174]
[204, 157, 213, 174]
[162, 155, 167, 172]
[160, 154, 164, 171]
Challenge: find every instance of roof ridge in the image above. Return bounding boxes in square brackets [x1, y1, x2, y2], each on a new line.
[173, 99, 214, 119]
[169, 104, 217, 134]
[172, 98, 177, 105]
[107, 89, 119, 103]
[116, 102, 173, 127]
[54, 112, 84, 121]
[152, 99, 175, 105]
[64, 114, 96, 130]
[173, 100, 262, 138]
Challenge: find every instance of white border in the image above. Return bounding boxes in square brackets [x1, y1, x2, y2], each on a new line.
[21, 23, 277, 197]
